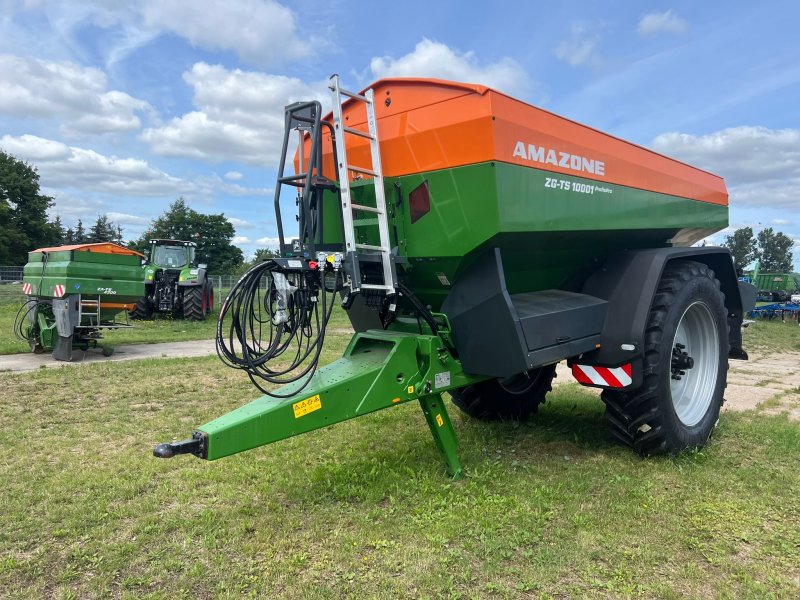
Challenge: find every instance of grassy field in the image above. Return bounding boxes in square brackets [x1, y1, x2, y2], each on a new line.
[1, 327, 799, 598]
[744, 317, 800, 354]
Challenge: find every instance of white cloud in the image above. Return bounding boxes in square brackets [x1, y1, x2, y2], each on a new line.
[228, 217, 252, 229]
[232, 236, 251, 244]
[554, 22, 603, 68]
[45, 192, 110, 224]
[651, 126, 800, 185]
[773, 218, 791, 225]
[1, 1, 315, 68]
[106, 212, 152, 226]
[368, 39, 531, 96]
[256, 236, 280, 247]
[0, 54, 151, 134]
[651, 126, 800, 210]
[0, 134, 194, 196]
[141, 0, 312, 66]
[141, 62, 325, 165]
[637, 10, 689, 37]
[224, 171, 243, 180]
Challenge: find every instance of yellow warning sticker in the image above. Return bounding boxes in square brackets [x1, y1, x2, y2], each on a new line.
[407, 386, 415, 395]
[293, 394, 322, 418]
[436, 414, 444, 427]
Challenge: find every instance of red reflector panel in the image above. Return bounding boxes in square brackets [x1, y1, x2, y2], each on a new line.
[572, 363, 632, 388]
[409, 181, 430, 224]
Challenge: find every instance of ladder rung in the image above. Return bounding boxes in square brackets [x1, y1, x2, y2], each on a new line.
[355, 243, 388, 252]
[343, 126, 374, 140]
[359, 283, 394, 291]
[348, 165, 377, 177]
[351, 203, 382, 214]
[339, 88, 369, 102]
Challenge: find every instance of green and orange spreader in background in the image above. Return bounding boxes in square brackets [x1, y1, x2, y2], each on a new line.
[19, 243, 145, 360]
[150, 75, 753, 478]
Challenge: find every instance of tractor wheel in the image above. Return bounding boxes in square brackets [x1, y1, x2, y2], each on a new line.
[182, 285, 205, 321]
[129, 296, 153, 320]
[204, 281, 214, 317]
[450, 364, 557, 420]
[601, 261, 728, 455]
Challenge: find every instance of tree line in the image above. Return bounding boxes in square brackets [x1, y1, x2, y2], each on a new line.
[722, 226, 795, 272]
[1, 150, 246, 273]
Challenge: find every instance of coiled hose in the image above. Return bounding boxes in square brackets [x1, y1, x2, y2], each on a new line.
[13, 299, 46, 344]
[215, 260, 337, 398]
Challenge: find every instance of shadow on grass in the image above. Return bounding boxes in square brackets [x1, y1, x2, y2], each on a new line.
[283, 388, 629, 502]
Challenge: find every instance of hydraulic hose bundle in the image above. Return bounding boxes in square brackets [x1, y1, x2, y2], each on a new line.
[215, 257, 339, 397]
[13, 299, 46, 344]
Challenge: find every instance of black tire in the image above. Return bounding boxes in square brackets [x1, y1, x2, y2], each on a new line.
[601, 260, 728, 455]
[182, 285, 205, 321]
[129, 296, 153, 320]
[204, 282, 214, 317]
[450, 364, 557, 420]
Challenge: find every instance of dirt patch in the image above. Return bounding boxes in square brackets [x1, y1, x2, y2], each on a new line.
[725, 351, 800, 420]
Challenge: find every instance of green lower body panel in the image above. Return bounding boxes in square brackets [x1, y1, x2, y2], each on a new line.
[194, 330, 479, 477]
[330, 162, 729, 311]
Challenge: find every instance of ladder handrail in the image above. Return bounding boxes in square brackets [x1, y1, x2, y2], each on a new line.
[329, 74, 396, 294]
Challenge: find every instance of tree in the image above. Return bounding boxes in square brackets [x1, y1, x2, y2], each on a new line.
[756, 227, 794, 272]
[74, 219, 86, 243]
[0, 150, 61, 263]
[88, 214, 119, 243]
[132, 198, 244, 273]
[52, 215, 66, 245]
[722, 227, 758, 270]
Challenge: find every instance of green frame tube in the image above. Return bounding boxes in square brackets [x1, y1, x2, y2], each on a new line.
[195, 330, 482, 478]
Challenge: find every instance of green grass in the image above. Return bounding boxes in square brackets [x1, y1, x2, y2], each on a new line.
[1, 333, 799, 598]
[743, 318, 800, 354]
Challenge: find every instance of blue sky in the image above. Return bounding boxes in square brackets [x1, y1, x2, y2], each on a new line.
[1, 0, 799, 267]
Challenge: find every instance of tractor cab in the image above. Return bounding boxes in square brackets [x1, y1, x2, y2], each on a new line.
[146, 239, 196, 271]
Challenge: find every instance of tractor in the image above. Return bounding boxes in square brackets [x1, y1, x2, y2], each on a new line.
[130, 239, 214, 321]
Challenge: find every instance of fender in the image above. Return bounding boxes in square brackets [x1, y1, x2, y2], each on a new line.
[177, 267, 207, 287]
[577, 247, 749, 386]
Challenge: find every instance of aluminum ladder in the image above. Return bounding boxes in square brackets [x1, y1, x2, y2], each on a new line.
[329, 74, 395, 294]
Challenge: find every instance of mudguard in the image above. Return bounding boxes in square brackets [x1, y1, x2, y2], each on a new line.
[578, 247, 748, 382]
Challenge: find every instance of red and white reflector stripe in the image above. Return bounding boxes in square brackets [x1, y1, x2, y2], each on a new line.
[22, 282, 33, 295]
[572, 363, 632, 388]
[53, 284, 66, 298]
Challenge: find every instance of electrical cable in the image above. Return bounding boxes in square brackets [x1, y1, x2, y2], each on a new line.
[215, 260, 338, 398]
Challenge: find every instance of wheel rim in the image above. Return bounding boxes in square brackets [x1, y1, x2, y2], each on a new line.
[669, 301, 719, 427]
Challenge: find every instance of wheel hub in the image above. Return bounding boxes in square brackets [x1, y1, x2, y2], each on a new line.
[671, 343, 695, 380]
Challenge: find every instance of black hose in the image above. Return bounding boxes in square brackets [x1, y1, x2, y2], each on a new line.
[397, 281, 438, 335]
[215, 261, 337, 398]
[13, 299, 47, 343]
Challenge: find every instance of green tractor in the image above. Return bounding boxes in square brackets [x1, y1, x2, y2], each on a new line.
[130, 239, 214, 321]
